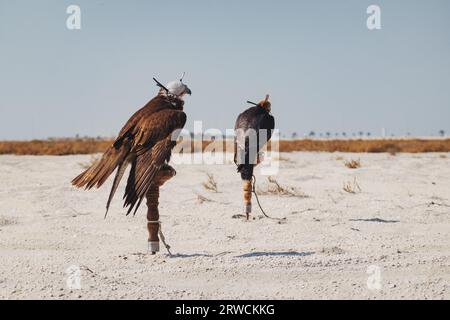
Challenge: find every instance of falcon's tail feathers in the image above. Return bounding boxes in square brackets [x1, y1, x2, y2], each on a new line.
[71, 143, 130, 190]
[104, 159, 130, 218]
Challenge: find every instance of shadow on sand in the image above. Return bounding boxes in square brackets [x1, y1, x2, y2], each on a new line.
[168, 251, 314, 259]
[236, 251, 315, 258]
[349, 218, 400, 223]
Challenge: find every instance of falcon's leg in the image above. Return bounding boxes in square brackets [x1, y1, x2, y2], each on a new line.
[243, 179, 252, 220]
[146, 164, 176, 254]
[244, 153, 264, 219]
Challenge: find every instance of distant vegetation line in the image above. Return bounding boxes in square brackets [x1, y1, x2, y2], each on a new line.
[1, 138, 450, 155]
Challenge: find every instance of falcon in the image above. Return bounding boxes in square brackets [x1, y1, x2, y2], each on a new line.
[234, 95, 275, 219]
[72, 76, 191, 254]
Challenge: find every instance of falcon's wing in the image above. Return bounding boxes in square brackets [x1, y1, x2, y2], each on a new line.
[234, 107, 258, 166]
[113, 95, 180, 148]
[72, 96, 173, 191]
[258, 113, 275, 148]
[123, 109, 186, 215]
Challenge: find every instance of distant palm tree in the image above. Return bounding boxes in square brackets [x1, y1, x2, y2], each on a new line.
[342, 132, 347, 137]
[292, 132, 298, 139]
[439, 130, 445, 137]
[309, 131, 316, 137]
[326, 132, 331, 138]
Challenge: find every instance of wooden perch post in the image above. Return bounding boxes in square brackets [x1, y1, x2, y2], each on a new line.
[146, 165, 176, 254]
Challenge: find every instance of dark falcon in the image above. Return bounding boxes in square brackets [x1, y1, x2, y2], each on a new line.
[234, 94, 275, 219]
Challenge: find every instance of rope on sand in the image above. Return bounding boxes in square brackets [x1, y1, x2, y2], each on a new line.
[251, 175, 286, 222]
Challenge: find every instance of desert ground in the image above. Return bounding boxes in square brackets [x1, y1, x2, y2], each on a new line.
[0, 152, 449, 299]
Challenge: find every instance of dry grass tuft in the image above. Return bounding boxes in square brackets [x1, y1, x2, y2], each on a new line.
[0, 216, 17, 227]
[195, 192, 215, 204]
[343, 177, 362, 194]
[78, 155, 101, 169]
[273, 154, 293, 162]
[258, 177, 308, 198]
[202, 173, 218, 193]
[344, 158, 361, 169]
[439, 154, 447, 159]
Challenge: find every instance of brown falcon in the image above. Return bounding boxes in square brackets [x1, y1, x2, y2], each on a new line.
[72, 76, 191, 253]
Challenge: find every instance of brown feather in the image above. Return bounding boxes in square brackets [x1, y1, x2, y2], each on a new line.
[104, 157, 131, 217]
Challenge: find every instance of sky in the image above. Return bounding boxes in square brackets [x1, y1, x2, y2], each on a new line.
[0, 0, 449, 140]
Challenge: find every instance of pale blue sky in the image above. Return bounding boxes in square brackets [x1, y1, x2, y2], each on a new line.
[1, 0, 449, 139]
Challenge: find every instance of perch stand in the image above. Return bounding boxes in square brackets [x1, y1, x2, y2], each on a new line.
[146, 165, 176, 254]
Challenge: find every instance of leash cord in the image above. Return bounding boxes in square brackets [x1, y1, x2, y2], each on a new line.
[234, 159, 285, 221]
[251, 174, 285, 221]
[148, 220, 172, 256]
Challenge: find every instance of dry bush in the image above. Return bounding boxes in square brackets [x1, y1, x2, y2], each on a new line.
[0, 138, 111, 155]
[202, 173, 218, 192]
[258, 177, 307, 198]
[1, 138, 450, 155]
[343, 177, 362, 194]
[278, 139, 450, 153]
[344, 158, 361, 169]
[439, 154, 447, 159]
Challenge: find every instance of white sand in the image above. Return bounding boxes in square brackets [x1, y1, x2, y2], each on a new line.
[0, 152, 449, 300]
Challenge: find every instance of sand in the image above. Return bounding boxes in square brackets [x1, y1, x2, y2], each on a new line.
[0, 152, 449, 300]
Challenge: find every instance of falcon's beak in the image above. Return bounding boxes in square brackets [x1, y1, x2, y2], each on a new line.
[185, 87, 192, 95]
